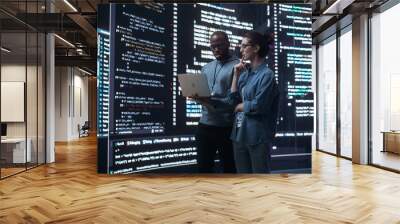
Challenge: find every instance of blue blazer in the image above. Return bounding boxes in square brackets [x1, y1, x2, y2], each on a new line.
[227, 62, 280, 145]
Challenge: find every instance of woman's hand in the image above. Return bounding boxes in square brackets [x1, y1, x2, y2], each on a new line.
[233, 57, 246, 77]
[231, 57, 246, 93]
[234, 103, 244, 112]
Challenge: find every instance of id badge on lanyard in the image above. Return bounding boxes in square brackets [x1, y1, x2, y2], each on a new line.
[236, 87, 245, 128]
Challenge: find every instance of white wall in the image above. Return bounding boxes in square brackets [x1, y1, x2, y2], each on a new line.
[1, 63, 45, 164]
[1, 65, 26, 138]
[55, 66, 69, 141]
[1, 64, 42, 137]
[55, 67, 89, 141]
[72, 73, 89, 138]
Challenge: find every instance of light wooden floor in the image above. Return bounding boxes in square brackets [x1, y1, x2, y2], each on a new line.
[1, 136, 400, 224]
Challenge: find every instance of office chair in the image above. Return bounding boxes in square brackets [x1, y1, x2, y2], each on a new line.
[79, 121, 90, 138]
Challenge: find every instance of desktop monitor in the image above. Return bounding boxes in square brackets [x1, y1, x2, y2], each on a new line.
[1, 123, 7, 137]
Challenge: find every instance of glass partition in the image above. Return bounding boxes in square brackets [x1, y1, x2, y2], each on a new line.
[339, 28, 352, 158]
[1, 31, 28, 177]
[370, 3, 400, 171]
[0, 1, 46, 179]
[27, 31, 38, 169]
[317, 36, 337, 155]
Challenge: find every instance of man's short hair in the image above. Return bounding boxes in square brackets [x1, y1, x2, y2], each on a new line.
[210, 31, 229, 42]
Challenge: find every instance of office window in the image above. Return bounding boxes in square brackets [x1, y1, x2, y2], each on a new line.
[317, 36, 337, 154]
[371, 3, 400, 171]
[339, 29, 352, 158]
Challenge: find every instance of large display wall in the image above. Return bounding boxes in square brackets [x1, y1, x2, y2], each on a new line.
[97, 3, 313, 174]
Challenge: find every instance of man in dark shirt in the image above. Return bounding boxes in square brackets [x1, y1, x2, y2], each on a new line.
[193, 31, 239, 173]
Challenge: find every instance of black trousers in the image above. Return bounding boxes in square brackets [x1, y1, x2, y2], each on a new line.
[195, 123, 236, 173]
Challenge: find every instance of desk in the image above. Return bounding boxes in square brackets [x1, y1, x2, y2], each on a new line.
[1, 138, 31, 163]
[382, 131, 400, 154]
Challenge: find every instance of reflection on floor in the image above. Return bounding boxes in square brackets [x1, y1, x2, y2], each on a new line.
[0, 163, 41, 178]
[372, 150, 400, 171]
[0, 167, 25, 177]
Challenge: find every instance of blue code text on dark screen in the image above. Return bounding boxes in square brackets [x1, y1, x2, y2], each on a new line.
[97, 3, 313, 174]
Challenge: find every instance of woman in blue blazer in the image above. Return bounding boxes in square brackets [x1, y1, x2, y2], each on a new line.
[228, 31, 280, 173]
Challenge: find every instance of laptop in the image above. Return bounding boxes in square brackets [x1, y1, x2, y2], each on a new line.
[178, 74, 211, 97]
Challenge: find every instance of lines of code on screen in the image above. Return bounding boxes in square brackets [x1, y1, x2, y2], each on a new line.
[97, 3, 313, 174]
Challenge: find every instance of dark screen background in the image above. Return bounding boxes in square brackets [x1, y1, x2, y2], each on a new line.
[98, 3, 313, 174]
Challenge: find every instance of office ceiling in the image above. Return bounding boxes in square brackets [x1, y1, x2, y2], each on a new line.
[311, 0, 389, 42]
[0, 0, 394, 73]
